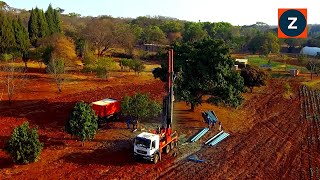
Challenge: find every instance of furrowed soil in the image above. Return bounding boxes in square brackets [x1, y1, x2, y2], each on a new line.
[0, 67, 313, 179]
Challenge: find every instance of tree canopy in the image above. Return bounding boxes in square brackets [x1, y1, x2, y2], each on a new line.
[154, 39, 245, 111]
[248, 32, 280, 55]
[121, 93, 162, 124]
[240, 65, 269, 92]
[38, 33, 77, 65]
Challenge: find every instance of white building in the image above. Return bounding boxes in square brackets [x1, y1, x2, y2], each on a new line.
[235, 59, 248, 67]
[300, 46, 320, 56]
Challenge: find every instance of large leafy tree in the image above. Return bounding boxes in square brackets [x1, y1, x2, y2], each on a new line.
[161, 21, 183, 43]
[248, 31, 280, 55]
[37, 33, 77, 65]
[240, 65, 269, 93]
[183, 22, 208, 43]
[140, 25, 167, 44]
[261, 31, 280, 55]
[154, 39, 245, 111]
[81, 18, 118, 56]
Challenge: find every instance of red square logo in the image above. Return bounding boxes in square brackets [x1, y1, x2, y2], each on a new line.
[278, 9, 307, 38]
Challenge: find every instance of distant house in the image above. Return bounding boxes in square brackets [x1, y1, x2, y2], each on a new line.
[300, 46, 320, 56]
[235, 59, 248, 68]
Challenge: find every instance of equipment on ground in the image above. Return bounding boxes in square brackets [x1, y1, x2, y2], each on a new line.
[133, 49, 178, 164]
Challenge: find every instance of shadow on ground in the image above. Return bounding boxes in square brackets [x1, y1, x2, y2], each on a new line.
[61, 139, 137, 167]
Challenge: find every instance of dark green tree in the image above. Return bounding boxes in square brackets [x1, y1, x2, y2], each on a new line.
[240, 65, 269, 93]
[28, 8, 39, 46]
[4, 122, 43, 164]
[37, 8, 49, 39]
[153, 39, 245, 111]
[12, 18, 30, 68]
[121, 93, 162, 128]
[45, 4, 55, 35]
[53, 9, 62, 33]
[0, 13, 16, 53]
[65, 101, 98, 143]
[12, 18, 30, 54]
[183, 22, 208, 43]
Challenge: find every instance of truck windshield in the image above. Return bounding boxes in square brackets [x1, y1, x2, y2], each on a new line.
[135, 137, 151, 149]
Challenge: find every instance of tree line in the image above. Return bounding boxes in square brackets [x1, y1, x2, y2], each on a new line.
[0, 2, 282, 61]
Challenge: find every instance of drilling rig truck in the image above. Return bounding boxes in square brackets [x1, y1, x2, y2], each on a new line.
[133, 49, 178, 164]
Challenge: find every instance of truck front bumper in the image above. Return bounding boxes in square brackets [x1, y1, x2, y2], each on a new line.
[134, 152, 153, 161]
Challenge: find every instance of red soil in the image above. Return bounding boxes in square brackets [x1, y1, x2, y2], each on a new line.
[162, 79, 314, 179]
[0, 69, 314, 179]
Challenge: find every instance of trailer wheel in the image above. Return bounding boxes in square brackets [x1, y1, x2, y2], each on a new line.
[154, 154, 159, 164]
[165, 145, 171, 154]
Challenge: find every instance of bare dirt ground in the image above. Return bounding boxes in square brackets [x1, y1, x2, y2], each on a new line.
[162, 78, 314, 179]
[0, 65, 315, 179]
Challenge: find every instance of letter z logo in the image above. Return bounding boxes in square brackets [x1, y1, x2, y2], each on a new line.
[288, 17, 297, 29]
[278, 9, 307, 38]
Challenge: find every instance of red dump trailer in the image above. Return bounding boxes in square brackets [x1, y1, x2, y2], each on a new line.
[91, 98, 121, 118]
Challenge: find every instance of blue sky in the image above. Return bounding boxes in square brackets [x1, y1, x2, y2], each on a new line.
[4, 0, 320, 25]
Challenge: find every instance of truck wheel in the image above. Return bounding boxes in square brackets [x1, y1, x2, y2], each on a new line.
[154, 154, 159, 164]
[165, 145, 171, 154]
[170, 141, 175, 149]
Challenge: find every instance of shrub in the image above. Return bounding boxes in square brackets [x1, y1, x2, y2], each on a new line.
[96, 57, 116, 79]
[119, 58, 131, 71]
[0, 53, 13, 62]
[129, 59, 145, 75]
[65, 101, 98, 142]
[4, 122, 43, 164]
[83, 49, 96, 65]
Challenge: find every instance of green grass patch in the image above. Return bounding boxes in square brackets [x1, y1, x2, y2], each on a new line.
[248, 56, 308, 73]
[303, 78, 320, 89]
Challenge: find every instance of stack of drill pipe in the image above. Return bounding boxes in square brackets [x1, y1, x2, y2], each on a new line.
[191, 128, 209, 142]
[205, 131, 224, 145]
[209, 132, 230, 146]
[207, 111, 218, 123]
